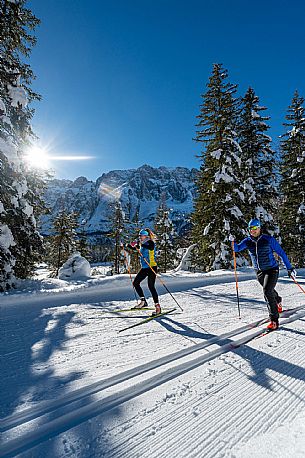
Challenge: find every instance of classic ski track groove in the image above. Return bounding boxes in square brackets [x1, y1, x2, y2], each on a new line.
[109, 341, 305, 458]
[2, 305, 304, 432]
[2, 309, 305, 457]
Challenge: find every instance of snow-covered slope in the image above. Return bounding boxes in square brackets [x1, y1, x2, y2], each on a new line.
[1, 269, 305, 457]
[41, 165, 198, 235]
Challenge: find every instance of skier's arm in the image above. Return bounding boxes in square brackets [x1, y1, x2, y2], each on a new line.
[270, 237, 292, 270]
[126, 241, 140, 251]
[232, 238, 248, 253]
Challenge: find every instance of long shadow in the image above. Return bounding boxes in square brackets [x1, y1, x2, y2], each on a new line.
[0, 304, 124, 457]
[156, 315, 305, 393]
[187, 289, 266, 309]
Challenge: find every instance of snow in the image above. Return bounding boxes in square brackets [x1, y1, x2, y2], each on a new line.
[214, 165, 234, 183]
[210, 149, 222, 160]
[58, 252, 91, 280]
[8, 85, 28, 108]
[0, 137, 20, 168]
[0, 97, 6, 115]
[1, 269, 305, 457]
[0, 223, 16, 249]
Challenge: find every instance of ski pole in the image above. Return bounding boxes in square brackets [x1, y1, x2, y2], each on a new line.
[121, 244, 138, 302]
[231, 241, 241, 319]
[135, 246, 183, 312]
[291, 275, 305, 295]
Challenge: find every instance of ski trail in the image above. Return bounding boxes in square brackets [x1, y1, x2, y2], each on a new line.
[2, 310, 305, 457]
[2, 304, 304, 433]
[104, 334, 305, 458]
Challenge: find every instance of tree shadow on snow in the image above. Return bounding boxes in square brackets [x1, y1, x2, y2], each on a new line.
[1, 304, 123, 458]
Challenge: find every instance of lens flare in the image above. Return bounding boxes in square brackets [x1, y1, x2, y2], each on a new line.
[99, 182, 127, 200]
[24, 146, 50, 169]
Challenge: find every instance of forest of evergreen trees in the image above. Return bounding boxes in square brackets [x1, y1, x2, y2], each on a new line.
[0, 3, 304, 291]
[191, 64, 305, 271]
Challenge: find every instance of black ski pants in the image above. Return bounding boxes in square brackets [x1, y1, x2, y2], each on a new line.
[133, 266, 159, 303]
[256, 268, 281, 321]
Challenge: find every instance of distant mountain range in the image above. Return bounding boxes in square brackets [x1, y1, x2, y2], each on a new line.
[41, 164, 198, 237]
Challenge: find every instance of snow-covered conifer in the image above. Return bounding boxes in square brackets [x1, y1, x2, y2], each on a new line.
[238, 87, 278, 231]
[109, 200, 126, 274]
[46, 211, 79, 276]
[0, 0, 43, 288]
[280, 91, 305, 267]
[154, 195, 176, 272]
[191, 64, 246, 270]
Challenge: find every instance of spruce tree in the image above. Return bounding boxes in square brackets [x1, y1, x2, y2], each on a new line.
[108, 200, 126, 274]
[154, 195, 176, 272]
[191, 64, 246, 270]
[0, 0, 43, 288]
[238, 87, 278, 231]
[127, 208, 142, 273]
[46, 211, 79, 276]
[280, 91, 305, 267]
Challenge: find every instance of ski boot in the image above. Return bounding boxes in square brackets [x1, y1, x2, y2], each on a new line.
[132, 298, 148, 309]
[266, 320, 279, 332]
[277, 299, 283, 314]
[151, 303, 161, 316]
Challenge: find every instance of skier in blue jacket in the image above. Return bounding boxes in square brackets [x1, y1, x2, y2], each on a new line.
[230, 218, 296, 331]
[127, 228, 161, 316]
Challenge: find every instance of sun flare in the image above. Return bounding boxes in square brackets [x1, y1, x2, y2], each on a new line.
[24, 146, 50, 169]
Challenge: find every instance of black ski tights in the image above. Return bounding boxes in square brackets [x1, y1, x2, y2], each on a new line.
[256, 268, 281, 321]
[133, 266, 159, 303]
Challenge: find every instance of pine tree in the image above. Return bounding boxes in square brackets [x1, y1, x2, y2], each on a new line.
[238, 87, 278, 231]
[0, 0, 43, 288]
[154, 195, 176, 272]
[280, 91, 305, 267]
[108, 200, 126, 274]
[77, 219, 91, 260]
[126, 208, 142, 273]
[191, 64, 246, 270]
[46, 211, 79, 276]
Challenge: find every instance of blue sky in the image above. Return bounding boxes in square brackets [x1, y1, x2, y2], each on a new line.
[28, 0, 305, 181]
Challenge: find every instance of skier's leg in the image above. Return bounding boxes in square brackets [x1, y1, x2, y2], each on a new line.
[262, 269, 280, 321]
[147, 266, 159, 303]
[133, 269, 149, 300]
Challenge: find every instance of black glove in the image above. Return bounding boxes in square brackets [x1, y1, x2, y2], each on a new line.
[288, 268, 297, 278]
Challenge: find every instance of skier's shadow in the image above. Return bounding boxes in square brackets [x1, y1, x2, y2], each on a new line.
[157, 315, 232, 345]
[156, 316, 305, 392]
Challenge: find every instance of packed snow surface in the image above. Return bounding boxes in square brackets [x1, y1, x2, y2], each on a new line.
[1, 268, 305, 457]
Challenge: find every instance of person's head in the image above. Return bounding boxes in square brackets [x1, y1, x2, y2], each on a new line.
[248, 218, 261, 237]
[139, 228, 156, 241]
[139, 228, 150, 241]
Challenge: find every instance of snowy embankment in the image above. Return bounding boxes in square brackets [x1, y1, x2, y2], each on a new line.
[1, 269, 305, 457]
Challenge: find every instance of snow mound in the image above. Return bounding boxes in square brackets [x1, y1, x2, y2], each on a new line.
[58, 252, 91, 281]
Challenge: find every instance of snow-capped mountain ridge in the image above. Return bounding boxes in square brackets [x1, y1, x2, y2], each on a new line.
[41, 164, 198, 235]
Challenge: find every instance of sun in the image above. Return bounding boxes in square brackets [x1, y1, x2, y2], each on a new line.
[24, 146, 51, 169]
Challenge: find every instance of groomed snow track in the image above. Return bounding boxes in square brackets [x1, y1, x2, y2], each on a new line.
[2, 305, 305, 458]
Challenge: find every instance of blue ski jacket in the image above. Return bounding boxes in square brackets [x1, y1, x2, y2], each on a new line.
[233, 234, 292, 271]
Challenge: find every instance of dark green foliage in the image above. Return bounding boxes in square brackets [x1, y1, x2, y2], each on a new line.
[46, 211, 79, 276]
[154, 195, 177, 272]
[0, 0, 44, 288]
[280, 91, 305, 267]
[191, 64, 246, 270]
[108, 200, 127, 274]
[238, 87, 278, 232]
